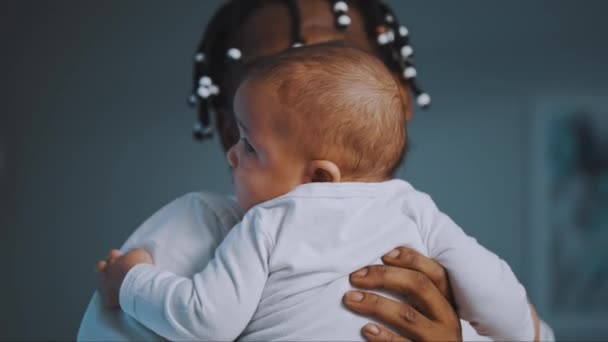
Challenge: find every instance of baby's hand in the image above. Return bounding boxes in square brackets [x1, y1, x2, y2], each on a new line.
[96, 248, 153, 308]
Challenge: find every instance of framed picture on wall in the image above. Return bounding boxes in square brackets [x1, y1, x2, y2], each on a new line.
[529, 94, 608, 338]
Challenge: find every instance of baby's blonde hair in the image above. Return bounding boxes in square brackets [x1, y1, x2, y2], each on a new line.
[246, 42, 408, 180]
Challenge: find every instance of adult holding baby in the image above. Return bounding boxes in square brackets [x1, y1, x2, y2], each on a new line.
[78, 1, 554, 341]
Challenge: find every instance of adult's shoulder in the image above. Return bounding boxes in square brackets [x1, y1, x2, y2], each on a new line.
[181, 191, 244, 234]
[121, 191, 243, 276]
[161, 191, 243, 232]
[77, 192, 244, 341]
[120, 192, 243, 254]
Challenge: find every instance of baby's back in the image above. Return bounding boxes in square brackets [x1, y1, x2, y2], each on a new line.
[239, 180, 427, 341]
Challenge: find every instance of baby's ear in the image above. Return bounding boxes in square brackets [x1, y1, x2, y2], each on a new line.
[307, 160, 341, 183]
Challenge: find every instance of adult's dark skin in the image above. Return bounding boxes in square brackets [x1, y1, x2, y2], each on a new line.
[210, 1, 474, 340]
[345, 246, 461, 341]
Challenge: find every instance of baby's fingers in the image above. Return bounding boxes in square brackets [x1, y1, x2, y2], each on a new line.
[96, 260, 107, 272]
[107, 249, 123, 260]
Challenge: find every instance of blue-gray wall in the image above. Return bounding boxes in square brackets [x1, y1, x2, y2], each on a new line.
[1, 1, 607, 340]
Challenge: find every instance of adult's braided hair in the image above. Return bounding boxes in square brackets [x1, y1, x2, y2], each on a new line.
[188, 0, 430, 142]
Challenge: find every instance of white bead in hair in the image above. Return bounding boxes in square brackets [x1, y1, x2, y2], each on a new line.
[417, 93, 431, 107]
[194, 53, 205, 62]
[400, 45, 413, 58]
[337, 14, 351, 26]
[199, 76, 212, 87]
[333, 1, 348, 12]
[227, 48, 242, 60]
[399, 26, 409, 37]
[387, 30, 395, 42]
[197, 86, 211, 99]
[377, 32, 390, 45]
[385, 14, 394, 23]
[193, 123, 212, 138]
[403, 66, 417, 79]
[201, 125, 213, 136]
[209, 85, 220, 95]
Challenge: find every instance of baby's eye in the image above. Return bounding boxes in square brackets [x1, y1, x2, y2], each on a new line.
[241, 137, 256, 155]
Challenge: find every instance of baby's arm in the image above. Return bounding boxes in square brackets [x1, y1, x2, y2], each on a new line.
[100, 209, 272, 341]
[415, 193, 534, 341]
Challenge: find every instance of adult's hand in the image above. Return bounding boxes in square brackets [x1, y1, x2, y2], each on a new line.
[343, 247, 462, 341]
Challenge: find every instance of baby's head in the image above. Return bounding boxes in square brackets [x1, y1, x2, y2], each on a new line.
[227, 42, 407, 210]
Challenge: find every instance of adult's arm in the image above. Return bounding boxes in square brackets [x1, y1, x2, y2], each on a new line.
[77, 192, 242, 341]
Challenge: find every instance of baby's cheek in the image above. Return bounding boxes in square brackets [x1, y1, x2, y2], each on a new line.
[234, 168, 262, 208]
[245, 171, 274, 205]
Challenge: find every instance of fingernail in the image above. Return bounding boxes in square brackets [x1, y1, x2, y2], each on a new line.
[346, 291, 364, 302]
[364, 323, 380, 336]
[386, 249, 400, 258]
[352, 268, 368, 277]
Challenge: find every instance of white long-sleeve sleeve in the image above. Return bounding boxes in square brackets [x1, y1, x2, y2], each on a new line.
[414, 192, 534, 341]
[118, 208, 273, 341]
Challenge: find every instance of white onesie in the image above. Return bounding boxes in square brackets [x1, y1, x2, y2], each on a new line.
[118, 179, 534, 341]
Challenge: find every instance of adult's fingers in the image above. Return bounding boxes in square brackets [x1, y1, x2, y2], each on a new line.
[382, 247, 453, 304]
[350, 264, 453, 324]
[343, 291, 436, 341]
[362, 323, 412, 342]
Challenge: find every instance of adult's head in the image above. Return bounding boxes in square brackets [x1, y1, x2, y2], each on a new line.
[189, 0, 430, 151]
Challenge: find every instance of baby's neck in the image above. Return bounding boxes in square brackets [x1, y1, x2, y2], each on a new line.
[338, 174, 391, 183]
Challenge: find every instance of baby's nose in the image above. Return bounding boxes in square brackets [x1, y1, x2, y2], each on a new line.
[226, 145, 238, 168]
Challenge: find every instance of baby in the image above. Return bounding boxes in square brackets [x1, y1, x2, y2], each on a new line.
[97, 43, 534, 341]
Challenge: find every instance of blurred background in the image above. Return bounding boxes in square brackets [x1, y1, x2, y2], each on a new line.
[1, 0, 607, 340]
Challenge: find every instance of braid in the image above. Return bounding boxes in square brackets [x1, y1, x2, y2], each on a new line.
[284, 0, 304, 46]
[190, 1, 237, 140]
[191, 0, 263, 140]
[354, 0, 430, 108]
[376, 1, 430, 107]
[189, 0, 430, 142]
[355, 0, 396, 71]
